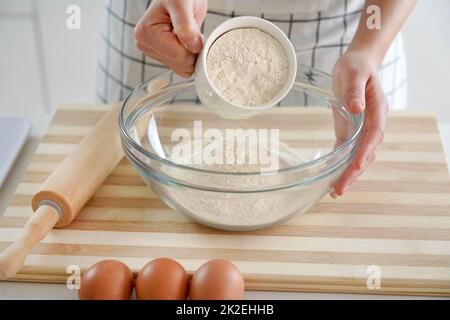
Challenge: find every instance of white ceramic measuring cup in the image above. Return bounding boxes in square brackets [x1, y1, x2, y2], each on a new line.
[194, 16, 297, 120]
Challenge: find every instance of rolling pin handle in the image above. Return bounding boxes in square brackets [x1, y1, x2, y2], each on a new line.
[37, 199, 63, 219]
[0, 205, 59, 280]
[1, 104, 123, 279]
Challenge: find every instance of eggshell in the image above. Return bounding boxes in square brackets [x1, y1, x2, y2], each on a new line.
[136, 257, 189, 300]
[190, 259, 244, 300]
[78, 259, 133, 300]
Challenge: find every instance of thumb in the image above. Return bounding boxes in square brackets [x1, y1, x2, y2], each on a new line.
[167, 1, 202, 53]
[344, 72, 367, 114]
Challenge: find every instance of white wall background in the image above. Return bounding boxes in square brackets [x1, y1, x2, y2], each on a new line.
[0, 0, 449, 120]
[0, 0, 103, 116]
[402, 0, 450, 121]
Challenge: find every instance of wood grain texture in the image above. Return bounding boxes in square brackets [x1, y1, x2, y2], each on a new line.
[1, 104, 450, 296]
[32, 104, 123, 228]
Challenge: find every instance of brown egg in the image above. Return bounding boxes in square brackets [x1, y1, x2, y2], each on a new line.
[78, 260, 133, 300]
[190, 259, 244, 300]
[136, 258, 189, 300]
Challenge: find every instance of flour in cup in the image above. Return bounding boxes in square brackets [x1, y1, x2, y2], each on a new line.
[206, 28, 289, 107]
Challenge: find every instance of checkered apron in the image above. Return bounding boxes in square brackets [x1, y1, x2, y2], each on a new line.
[96, 0, 407, 109]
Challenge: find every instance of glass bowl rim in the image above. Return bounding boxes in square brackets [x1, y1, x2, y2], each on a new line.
[119, 68, 364, 176]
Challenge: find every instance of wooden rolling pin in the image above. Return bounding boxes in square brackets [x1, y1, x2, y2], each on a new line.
[0, 104, 124, 279]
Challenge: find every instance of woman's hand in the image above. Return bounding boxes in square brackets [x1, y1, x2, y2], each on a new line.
[134, 0, 207, 78]
[331, 50, 389, 198]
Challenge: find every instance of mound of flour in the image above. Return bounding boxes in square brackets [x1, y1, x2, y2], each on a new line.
[206, 28, 289, 107]
[161, 139, 322, 228]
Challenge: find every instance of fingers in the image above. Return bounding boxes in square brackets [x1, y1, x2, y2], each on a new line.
[332, 104, 355, 147]
[166, 0, 203, 53]
[343, 68, 367, 114]
[143, 46, 196, 78]
[331, 76, 389, 198]
[135, 21, 197, 63]
[136, 39, 196, 76]
[134, 0, 207, 76]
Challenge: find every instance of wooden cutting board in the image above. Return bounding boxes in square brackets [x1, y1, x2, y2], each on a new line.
[1, 104, 450, 296]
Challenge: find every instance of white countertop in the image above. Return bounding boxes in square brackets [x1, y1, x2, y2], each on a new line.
[0, 112, 449, 300]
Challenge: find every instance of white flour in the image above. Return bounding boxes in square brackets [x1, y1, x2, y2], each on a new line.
[161, 139, 323, 228]
[206, 28, 289, 107]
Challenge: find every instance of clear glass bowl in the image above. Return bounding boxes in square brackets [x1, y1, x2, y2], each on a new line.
[119, 65, 364, 231]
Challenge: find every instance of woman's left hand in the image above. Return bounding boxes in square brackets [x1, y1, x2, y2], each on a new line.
[331, 50, 389, 198]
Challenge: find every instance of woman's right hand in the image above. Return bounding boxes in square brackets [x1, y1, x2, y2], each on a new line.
[135, 0, 207, 78]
